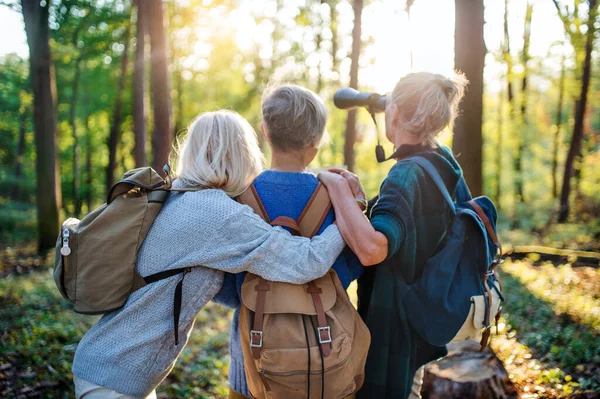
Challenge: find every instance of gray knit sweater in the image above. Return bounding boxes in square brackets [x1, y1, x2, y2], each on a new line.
[72, 187, 345, 397]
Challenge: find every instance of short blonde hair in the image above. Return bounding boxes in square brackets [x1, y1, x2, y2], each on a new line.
[174, 110, 264, 197]
[261, 84, 328, 152]
[389, 72, 468, 145]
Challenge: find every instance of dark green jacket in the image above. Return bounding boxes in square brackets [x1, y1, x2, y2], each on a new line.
[357, 144, 463, 399]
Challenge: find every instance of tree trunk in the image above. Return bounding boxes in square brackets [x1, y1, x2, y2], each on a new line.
[329, 0, 339, 82]
[558, 0, 597, 223]
[133, 0, 147, 168]
[513, 2, 533, 208]
[552, 48, 567, 199]
[21, 0, 62, 253]
[495, 88, 503, 210]
[422, 341, 517, 399]
[12, 109, 28, 200]
[148, 0, 173, 175]
[453, 0, 485, 196]
[85, 114, 93, 212]
[70, 59, 82, 217]
[343, 0, 363, 173]
[106, 26, 131, 195]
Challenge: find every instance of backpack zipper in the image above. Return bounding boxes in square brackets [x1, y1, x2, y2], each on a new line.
[61, 227, 71, 256]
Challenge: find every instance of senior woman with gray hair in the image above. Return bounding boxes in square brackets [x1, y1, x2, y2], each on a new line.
[320, 71, 469, 399]
[71, 110, 356, 399]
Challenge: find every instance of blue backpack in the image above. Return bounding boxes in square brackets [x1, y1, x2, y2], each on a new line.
[397, 156, 505, 350]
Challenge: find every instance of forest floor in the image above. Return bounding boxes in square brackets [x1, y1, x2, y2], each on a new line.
[0, 225, 599, 398]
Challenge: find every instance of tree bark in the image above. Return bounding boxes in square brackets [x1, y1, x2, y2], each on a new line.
[106, 26, 131, 195]
[422, 341, 518, 399]
[85, 114, 93, 212]
[21, 0, 62, 253]
[70, 59, 82, 217]
[12, 109, 28, 201]
[453, 0, 485, 196]
[495, 88, 503, 210]
[133, 0, 147, 168]
[558, 0, 597, 223]
[513, 2, 533, 208]
[552, 48, 567, 199]
[329, 0, 339, 82]
[148, 0, 173, 175]
[343, 0, 363, 173]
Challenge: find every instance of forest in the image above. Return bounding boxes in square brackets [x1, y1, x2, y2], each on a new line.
[0, 0, 598, 398]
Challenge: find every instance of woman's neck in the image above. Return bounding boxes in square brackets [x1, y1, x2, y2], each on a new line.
[270, 151, 307, 172]
[392, 130, 422, 149]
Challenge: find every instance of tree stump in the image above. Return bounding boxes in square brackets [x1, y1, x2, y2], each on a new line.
[421, 340, 517, 399]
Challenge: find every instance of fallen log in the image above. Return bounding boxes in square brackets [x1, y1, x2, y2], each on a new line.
[421, 340, 517, 399]
[506, 245, 600, 267]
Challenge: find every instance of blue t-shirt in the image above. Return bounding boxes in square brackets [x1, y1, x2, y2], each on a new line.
[212, 170, 363, 396]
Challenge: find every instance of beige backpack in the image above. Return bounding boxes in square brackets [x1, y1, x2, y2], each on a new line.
[237, 183, 371, 399]
[54, 166, 195, 344]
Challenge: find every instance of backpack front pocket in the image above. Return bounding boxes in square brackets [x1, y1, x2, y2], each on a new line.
[257, 332, 356, 399]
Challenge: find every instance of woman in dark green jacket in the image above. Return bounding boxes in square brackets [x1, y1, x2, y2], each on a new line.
[319, 71, 468, 399]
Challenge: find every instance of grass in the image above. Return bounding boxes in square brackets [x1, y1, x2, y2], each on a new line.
[491, 260, 600, 397]
[0, 261, 232, 398]
[1, 247, 599, 398]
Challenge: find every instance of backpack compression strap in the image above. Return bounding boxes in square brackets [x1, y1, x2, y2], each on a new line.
[297, 183, 333, 238]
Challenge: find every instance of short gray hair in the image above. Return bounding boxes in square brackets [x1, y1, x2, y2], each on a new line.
[261, 84, 328, 152]
[389, 72, 468, 145]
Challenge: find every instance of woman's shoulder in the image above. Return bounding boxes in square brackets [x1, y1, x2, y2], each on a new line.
[382, 160, 425, 192]
[167, 188, 261, 224]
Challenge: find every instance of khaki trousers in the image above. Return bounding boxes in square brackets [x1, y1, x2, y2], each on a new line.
[74, 376, 157, 399]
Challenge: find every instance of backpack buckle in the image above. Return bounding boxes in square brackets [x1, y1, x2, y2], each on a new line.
[318, 326, 332, 344]
[250, 330, 263, 348]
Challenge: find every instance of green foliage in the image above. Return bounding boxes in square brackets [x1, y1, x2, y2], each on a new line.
[493, 260, 600, 393]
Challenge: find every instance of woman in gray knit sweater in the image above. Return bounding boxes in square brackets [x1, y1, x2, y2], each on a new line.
[72, 110, 350, 399]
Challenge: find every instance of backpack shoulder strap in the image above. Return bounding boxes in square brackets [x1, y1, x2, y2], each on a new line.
[297, 183, 333, 238]
[410, 156, 456, 213]
[237, 184, 270, 223]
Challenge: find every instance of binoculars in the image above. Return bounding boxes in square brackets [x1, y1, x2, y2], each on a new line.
[333, 88, 389, 162]
[333, 88, 387, 114]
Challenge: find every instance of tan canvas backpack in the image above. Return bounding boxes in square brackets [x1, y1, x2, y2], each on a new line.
[54, 166, 195, 344]
[237, 183, 371, 399]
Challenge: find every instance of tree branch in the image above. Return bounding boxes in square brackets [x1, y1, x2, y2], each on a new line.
[551, 0, 573, 39]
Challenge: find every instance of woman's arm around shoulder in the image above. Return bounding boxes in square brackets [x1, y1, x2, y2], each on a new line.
[197, 193, 346, 284]
[318, 172, 388, 266]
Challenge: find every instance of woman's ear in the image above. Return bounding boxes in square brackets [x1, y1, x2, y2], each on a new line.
[390, 104, 401, 130]
[260, 122, 270, 143]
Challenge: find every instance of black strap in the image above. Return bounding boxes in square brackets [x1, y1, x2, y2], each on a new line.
[143, 268, 188, 284]
[173, 269, 190, 345]
[143, 267, 191, 345]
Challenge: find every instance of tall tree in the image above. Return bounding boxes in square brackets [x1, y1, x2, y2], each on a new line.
[133, 0, 147, 168]
[85, 114, 93, 212]
[21, 0, 62, 252]
[495, 86, 503, 209]
[12, 108, 28, 200]
[69, 59, 83, 217]
[552, 46, 567, 199]
[553, 0, 599, 222]
[453, 0, 485, 196]
[148, 0, 173, 174]
[343, 0, 363, 173]
[106, 26, 131, 194]
[513, 2, 533, 207]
